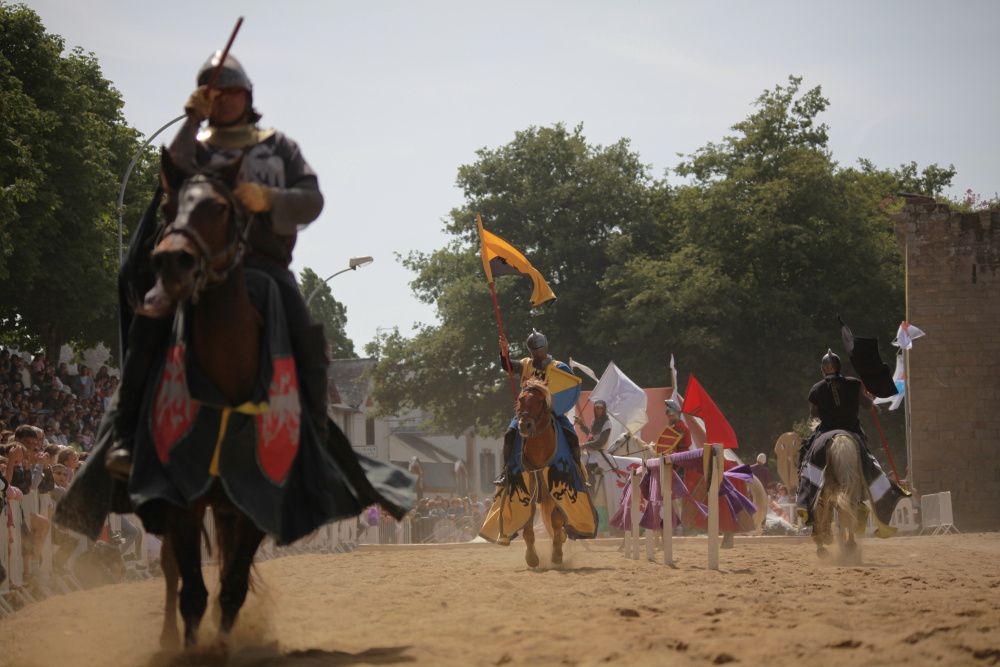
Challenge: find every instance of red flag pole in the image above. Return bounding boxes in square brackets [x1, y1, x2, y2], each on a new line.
[204, 17, 245, 90]
[869, 405, 906, 489]
[488, 280, 519, 404]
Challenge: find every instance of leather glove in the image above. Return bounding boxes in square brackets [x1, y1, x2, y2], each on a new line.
[234, 182, 274, 213]
[184, 86, 219, 121]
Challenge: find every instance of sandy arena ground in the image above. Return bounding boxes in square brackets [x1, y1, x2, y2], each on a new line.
[1, 532, 998, 666]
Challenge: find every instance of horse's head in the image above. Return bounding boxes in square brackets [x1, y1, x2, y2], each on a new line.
[516, 379, 552, 439]
[144, 149, 247, 315]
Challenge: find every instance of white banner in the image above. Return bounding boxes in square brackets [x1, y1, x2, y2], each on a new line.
[590, 362, 648, 435]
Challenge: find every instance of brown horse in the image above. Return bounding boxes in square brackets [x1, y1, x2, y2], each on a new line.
[515, 380, 568, 568]
[149, 150, 265, 648]
[812, 433, 865, 564]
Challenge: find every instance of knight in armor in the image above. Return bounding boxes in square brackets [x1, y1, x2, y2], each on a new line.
[105, 52, 328, 477]
[576, 399, 612, 477]
[497, 330, 582, 479]
[577, 400, 611, 452]
[795, 349, 908, 528]
[799, 350, 870, 463]
[664, 399, 693, 452]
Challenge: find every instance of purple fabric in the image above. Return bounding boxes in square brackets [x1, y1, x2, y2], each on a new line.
[610, 462, 707, 531]
[719, 477, 757, 518]
[611, 459, 756, 531]
[725, 463, 753, 483]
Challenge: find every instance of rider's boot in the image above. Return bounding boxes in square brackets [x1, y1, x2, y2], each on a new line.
[493, 432, 514, 485]
[105, 316, 171, 480]
[565, 430, 590, 487]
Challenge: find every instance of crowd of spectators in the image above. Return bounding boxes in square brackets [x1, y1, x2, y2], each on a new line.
[408, 496, 487, 542]
[0, 347, 119, 452]
[0, 346, 134, 598]
[357, 496, 489, 544]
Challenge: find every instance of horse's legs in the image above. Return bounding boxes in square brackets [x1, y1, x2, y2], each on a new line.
[813, 492, 832, 558]
[217, 509, 264, 639]
[165, 505, 208, 647]
[547, 501, 566, 565]
[159, 535, 180, 648]
[522, 506, 539, 568]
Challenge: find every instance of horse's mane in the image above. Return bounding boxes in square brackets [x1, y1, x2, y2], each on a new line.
[520, 379, 552, 413]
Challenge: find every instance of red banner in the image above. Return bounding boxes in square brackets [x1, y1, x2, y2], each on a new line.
[681, 374, 738, 449]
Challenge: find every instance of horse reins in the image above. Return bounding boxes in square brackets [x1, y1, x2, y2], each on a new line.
[158, 174, 250, 303]
[517, 386, 552, 438]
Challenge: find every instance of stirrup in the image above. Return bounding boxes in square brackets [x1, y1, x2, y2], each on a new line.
[104, 448, 132, 481]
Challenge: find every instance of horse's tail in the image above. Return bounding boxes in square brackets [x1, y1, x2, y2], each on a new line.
[827, 434, 864, 527]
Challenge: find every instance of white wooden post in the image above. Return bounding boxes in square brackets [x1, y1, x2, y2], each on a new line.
[629, 468, 641, 560]
[707, 444, 722, 571]
[8, 500, 24, 588]
[0, 502, 10, 594]
[660, 455, 673, 566]
[39, 494, 54, 585]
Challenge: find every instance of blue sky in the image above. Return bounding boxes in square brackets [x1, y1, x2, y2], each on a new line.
[25, 1, 1000, 351]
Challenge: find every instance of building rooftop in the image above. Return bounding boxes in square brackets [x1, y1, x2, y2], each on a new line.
[328, 357, 376, 410]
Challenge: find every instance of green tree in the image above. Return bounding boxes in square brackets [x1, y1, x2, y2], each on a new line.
[370, 124, 660, 435]
[371, 78, 950, 467]
[299, 267, 356, 359]
[0, 3, 159, 361]
[599, 76, 942, 458]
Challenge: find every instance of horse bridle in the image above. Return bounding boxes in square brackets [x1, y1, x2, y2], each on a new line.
[517, 385, 552, 436]
[158, 174, 250, 303]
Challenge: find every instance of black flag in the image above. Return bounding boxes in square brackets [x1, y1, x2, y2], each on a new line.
[839, 317, 898, 398]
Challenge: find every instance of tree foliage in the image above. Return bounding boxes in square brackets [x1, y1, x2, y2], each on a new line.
[370, 124, 659, 435]
[0, 3, 159, 362]
[299, 267, 356, 359]
[372, 77, 951, 463]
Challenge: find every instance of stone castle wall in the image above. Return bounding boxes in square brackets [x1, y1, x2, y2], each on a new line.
[894, 197, 1000, 530]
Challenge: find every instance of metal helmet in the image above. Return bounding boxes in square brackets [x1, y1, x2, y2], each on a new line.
[664, 398, 682, 414]
[525, 329, 548, 351]
[821, 348, 841, 373]
[593, 399, 607, 411]
[197, 51, 252, 91]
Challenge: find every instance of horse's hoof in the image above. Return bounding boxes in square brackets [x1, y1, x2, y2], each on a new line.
[525, 548, 540, 568]
[551, 549, 563, 565]
[159, 628, 181, 650]
[214, 631, 233, 654]
[816, 546, 830, 560]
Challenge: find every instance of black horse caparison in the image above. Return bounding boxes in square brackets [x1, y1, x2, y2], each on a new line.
[147, 149, 265, 648]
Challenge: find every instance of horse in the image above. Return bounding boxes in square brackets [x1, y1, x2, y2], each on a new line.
[515, 380, 569, 568]
[147, 150, 265, 648]
[811, 432, 865, 563]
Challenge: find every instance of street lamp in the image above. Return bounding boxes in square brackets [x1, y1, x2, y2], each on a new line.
[115, 113, 187, 364]
[305, 256, 374, 305]
[117, 114, 186, 265]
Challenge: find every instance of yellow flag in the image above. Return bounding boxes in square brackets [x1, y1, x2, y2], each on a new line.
[476, 215, 556, 307]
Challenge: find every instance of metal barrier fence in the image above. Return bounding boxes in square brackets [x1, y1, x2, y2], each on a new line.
[0, 492, 362, 618]
[355, 514, 484, 546]
[0, 494, 486, 618]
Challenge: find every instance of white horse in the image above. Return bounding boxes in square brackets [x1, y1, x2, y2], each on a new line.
[812, 433, 865, 563]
